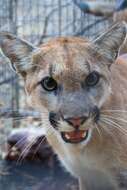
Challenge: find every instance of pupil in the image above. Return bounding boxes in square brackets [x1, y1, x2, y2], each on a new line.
[47, 78, 54, 88]
[42, 77, 57, 91]
[89, 74, 96, 83]
[86, 71, 99, 86]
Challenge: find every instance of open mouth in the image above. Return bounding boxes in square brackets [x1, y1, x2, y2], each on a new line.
[61, 130, 89, 144]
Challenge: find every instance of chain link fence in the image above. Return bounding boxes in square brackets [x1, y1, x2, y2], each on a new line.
[0, 0, 114, 132]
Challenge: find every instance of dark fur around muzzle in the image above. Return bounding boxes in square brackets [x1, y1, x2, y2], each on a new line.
[49, 106, 100, 129]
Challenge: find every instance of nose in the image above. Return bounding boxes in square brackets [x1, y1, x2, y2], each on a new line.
[65, 116, 88, 129]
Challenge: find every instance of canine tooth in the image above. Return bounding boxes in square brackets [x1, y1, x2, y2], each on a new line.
[65, 134, 70, 139]
[82, 131, 86, 138]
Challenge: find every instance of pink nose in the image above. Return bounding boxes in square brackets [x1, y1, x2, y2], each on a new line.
[65, 116, 88, 129]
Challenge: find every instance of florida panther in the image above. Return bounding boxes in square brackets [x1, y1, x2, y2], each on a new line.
[0, 22, 127, 190]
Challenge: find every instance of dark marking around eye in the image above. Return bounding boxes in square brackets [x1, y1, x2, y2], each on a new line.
[85, 61, 91, 73]
[49, 65, 53, 77]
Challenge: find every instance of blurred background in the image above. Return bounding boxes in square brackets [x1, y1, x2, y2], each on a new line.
[0, 0, 127, 190]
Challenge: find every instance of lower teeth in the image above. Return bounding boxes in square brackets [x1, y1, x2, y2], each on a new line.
[65, 134, 70, 139]
[82, 131, 87, 138]
[64, 131, 88, 140]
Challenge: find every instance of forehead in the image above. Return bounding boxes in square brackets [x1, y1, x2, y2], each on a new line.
[33, 37, 98, 79]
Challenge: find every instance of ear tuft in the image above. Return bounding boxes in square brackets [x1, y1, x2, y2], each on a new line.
[94, 22, 127, 63]
[0, 32, 36, 76]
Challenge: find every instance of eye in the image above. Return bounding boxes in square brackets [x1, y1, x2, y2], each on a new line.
[85, 71, 100, 87]
[41, 77, 57, 91]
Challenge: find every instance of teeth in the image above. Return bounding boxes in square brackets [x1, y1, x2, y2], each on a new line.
[82, 131, 87, 138]
[65, 134, 70, 139]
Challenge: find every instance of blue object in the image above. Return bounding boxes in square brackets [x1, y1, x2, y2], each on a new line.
[116, 0, 127, 11]
[73, 0, 127, 13]
[72, 0, 89, 12]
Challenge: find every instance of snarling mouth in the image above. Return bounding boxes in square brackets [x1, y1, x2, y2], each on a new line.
[61, 130, 89, 144]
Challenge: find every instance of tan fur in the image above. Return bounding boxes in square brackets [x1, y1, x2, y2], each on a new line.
[113, 9, 127, 54]
[1, 22, 127, 190]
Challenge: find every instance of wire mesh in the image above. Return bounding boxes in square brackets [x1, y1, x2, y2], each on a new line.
[0, 0, 114, 130]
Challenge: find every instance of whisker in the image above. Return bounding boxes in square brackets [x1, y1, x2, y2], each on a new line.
[32, 125, 59, 160]
[94, 124, 102, 140]
[101, 117, 127, 135]
[32, 126, 52, 156]
[101, 114, 127, 125]
[102, 110, 127, 113]
[99, 120, 116, 139]
[8, 135, 27, 155]
[16, 137, 37, 164]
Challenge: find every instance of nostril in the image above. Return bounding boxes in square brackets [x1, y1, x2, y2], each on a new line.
[65, 116, 88, 128]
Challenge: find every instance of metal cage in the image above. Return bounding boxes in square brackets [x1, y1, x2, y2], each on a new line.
[0, 0, 113, 131]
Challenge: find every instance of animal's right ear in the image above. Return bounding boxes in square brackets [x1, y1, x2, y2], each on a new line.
[0, 32, 36, 77]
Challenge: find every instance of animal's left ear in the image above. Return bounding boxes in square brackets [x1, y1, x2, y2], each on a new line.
[0, 32, 36, 77]
[94, 22, 127, 63]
